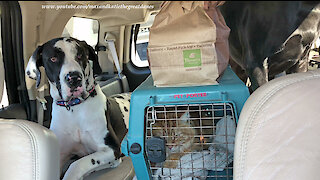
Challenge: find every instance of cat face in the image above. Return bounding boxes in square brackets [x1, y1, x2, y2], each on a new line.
[152, 112, 195, 153]
[150, 112, 196, 168]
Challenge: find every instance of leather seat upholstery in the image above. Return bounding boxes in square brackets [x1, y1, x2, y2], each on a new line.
[0, 119, 59, 180]
[234, 70, 320, 180]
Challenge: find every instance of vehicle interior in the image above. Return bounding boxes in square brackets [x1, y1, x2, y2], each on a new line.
[0, 1, 320, 180]
[0, 1, 162, 179]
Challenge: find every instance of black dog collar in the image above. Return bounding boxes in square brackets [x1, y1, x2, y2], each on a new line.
[56, 86, 95, 110]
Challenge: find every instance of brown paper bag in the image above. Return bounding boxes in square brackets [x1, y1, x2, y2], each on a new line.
[204, 1, 230, 75]
[148, 1, 220, 87]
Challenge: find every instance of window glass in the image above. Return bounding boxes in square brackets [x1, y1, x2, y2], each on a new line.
[62, 17, 99, 48]
[0, 82, 8, 108]
[131, 14, 156, 67]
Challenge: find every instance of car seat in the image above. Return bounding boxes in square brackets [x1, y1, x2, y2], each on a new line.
[234, 69, 320, 180]
[0, 119, 59, 180]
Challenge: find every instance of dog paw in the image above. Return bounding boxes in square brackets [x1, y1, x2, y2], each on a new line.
[109, 158, 122, 168]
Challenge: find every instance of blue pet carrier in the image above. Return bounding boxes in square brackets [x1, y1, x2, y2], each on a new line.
[121, 66, 250, 179]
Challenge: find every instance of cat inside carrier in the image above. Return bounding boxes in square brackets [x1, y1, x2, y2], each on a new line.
[146, 103, 236, 179]
[121, 67, 250, 180]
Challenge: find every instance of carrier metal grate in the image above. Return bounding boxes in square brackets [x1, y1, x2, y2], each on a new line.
[146, 103, 236, 180]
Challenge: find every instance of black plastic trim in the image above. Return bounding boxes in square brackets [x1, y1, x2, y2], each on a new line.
[0, 1, 31, 120]
[122, 25, 151, 91]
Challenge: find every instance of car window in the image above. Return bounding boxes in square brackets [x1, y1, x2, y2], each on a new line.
[131, 14, 156, 67]
[62, 17, 99, 48]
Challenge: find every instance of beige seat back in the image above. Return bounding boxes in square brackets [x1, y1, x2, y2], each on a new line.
[0, 119, 59, 180]
[234, 70, 320, 180]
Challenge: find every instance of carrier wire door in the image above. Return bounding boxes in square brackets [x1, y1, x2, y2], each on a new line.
[146, 103, 236, 179]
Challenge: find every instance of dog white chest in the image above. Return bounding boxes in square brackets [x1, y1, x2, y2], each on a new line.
[50, 91, 108, 156]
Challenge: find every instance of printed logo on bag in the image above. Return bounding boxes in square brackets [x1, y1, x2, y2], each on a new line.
[183, 49, 202, 67]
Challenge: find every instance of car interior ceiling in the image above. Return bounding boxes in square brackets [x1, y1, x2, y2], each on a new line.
[0, 1, 163, 126]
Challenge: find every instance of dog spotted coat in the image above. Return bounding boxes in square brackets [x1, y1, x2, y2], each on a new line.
[26, 37, 130, 180]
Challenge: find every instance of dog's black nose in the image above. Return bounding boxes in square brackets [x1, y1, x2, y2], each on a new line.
[65, 71, 82, 88]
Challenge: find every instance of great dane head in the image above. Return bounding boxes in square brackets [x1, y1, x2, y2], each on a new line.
[26, 37, 102, 101]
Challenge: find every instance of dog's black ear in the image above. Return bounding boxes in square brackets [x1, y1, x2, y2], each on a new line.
[26, 45, 43, 88]
[79, 40, 102, 76]
[88, 44, 102, 76]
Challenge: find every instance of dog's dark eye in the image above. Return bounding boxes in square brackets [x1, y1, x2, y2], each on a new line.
[50, 57, 57, 62]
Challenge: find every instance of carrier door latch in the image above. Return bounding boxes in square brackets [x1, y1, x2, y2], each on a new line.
[146, 137, 166, 163]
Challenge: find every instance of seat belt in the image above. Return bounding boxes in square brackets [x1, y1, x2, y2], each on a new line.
[35, 67, 48, 125]
[36, 82, 48, 125]
[105, 33, 124, 93]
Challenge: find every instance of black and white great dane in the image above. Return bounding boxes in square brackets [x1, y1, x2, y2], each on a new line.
[26, 37, 131, 180]
[220, 1, 320, 91]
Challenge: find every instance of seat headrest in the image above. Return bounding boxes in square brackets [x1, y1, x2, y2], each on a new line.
[234, 70, 320, 180]
[0, 119, 59, 180]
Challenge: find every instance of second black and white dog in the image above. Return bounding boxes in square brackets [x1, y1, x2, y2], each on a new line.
[26, 37, 131, 180]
